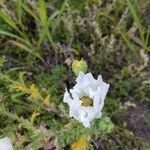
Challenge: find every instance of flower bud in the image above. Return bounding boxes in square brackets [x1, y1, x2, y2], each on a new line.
[72, 59, 88, 76]
[100, 117, 114, 133]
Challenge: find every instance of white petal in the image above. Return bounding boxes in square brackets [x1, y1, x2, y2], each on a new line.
[97, 75, 102, 82]
[95, 111, 102, 119]
[88, 87, 95, 99]
[76, 72, 85, 83]
[74, 73, 99, 90]
[79, 109, 90, 127]
[70, 89, 80, 102]
[83, 107, 95, 119]
[82, 119, 90, 128]
[63, 89, 73, 104]
[69, 105, 80, 120]
[100, 83, 110, 102]
[94, 82, 110, 111]
[85, 73, 101, 89]
[0, 137, 13, 150]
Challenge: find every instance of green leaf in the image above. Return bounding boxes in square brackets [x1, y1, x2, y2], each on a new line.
[38, 0, 47, 24]
[0, 29, 30, 47]
[9, 40, 43, 61]
[0, 10, 20, 32]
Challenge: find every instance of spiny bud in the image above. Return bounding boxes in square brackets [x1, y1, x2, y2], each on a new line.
[72, 59, 88, 76]
[100, 117, 114, 133]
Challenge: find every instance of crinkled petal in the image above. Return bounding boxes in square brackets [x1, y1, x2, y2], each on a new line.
[79, 107, 102, 127]
[70, 89, 80, 103]
[0, 137, 13, 150]
[97, 75, 102, 82]
[82, 119, 90, 128]
[69, 105, 80, 120]
[79, 109, 90, 127]
[82, 107, 96, 119]
[95, 111, 102, 119]
[63, 88, 73, 104]
[76, 72, 85, 83]
[88, 87, 95, 99]
[94, 82, 110, 111]
[74, 73, 99, 91]
[64, 89, 82, 121]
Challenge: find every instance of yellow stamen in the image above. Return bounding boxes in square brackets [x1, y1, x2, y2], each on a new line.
[80, 96, 93, 107]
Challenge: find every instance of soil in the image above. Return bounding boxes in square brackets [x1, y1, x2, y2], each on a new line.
[126, 103, 150, 140]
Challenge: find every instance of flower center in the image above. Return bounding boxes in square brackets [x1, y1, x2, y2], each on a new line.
[80, 96, 93, 107]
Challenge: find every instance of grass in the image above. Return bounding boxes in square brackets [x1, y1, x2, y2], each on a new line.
[0, 0, 150, 149]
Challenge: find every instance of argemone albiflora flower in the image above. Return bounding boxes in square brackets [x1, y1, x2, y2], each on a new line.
[0, 137, 13, 150]
[63, 72, 110, 127]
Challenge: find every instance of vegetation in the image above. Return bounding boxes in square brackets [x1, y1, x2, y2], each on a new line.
[0, 0, 149, 149]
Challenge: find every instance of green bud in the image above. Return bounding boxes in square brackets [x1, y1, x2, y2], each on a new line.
[100, 116, 114, 133]
[72, 59, 88, 76]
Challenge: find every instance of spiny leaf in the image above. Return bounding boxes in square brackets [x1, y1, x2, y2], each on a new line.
[30, 111, 40, 125]
[28, 84, 43, 100]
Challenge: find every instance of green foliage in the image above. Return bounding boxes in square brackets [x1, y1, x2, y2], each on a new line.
[56, 116, 114, 147]
[0, 56, 6, 69]
[36, 66, 67, 104]
[0, 0, 149, 149]
[127, 0, 150, 52]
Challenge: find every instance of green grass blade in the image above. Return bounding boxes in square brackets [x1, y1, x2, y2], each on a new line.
[0, 10, 20, 33]
[37, 30, 46, 50]
[0, 9, 31, 45]
[145, 28, 150, 51]
[38, 0, 47, 24]
[9, 40, 43, 61]
[49, 0, 68, 21]
[0, 30, 31, 47]
[127, 0, 145, 48]
[15, 0, 24, 30]
[127, 0, 150, 52]
[37, 0, 56, 52]
[127, 0, 141, 28]
[119, 30, 136, 55]
[20, 1, 40, 23]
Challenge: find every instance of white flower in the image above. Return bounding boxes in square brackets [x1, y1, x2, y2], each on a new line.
[63, 72, 110, 128]
[0, 137, 13, 150]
